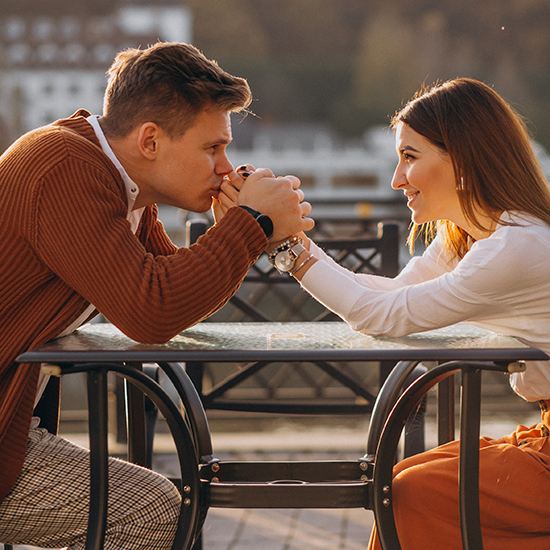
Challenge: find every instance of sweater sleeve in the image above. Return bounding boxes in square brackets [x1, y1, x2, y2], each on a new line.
[137, 204, 179, 257]
[32, 159, 266, 344]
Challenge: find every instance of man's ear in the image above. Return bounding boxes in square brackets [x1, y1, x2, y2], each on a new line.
[136, 122, 161, 160]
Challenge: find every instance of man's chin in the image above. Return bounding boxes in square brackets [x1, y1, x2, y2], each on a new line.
[187, 200, 213, 214]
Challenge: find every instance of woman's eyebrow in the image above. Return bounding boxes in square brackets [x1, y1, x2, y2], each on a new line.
[399, 145, 421, 153]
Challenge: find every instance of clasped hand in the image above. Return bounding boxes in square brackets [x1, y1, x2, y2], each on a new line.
[213, 164, 315, 243]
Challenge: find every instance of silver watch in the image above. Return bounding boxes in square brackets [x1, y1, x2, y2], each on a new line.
[268, 237, 307, 273]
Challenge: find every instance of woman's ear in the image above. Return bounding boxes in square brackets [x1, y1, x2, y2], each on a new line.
[136, 122, 160, 160]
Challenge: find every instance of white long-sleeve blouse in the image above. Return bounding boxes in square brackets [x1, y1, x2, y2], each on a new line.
[300, 212, 550, 401]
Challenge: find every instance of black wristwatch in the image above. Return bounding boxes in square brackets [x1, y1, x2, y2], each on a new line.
[239, 205, 274, 239]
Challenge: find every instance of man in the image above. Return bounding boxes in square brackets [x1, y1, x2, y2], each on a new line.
[0, 42, 313, 549]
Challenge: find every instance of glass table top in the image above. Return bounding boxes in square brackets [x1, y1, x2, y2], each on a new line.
[17, 321, 548, 364]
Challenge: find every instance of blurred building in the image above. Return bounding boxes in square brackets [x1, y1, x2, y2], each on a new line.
[1, 0, 548, 218]
[230, 121, 401, 204]
[0, 0, 192, 141]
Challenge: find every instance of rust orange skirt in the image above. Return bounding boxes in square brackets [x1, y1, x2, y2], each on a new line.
[368, 400, 550, 550]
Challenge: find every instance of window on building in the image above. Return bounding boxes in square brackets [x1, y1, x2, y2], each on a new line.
[60, 17, 80, 40]
[8, 43, 30, 65]
[65, 43, 86, 64]
[37, 43, 58, 64]
[4, 18, 25, 41]
[33, 18, 55, 41]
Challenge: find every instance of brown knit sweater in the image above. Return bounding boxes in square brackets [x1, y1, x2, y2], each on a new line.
[0, 111, 267, 501]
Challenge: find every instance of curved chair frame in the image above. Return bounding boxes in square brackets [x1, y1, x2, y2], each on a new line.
[58, 362, 202, 550]
[371, 360, 525, 550]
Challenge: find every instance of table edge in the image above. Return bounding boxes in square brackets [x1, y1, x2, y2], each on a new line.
[17, 347, 549, 364]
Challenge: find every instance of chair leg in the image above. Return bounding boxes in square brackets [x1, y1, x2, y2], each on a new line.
[143, 365, 160, 468]
[86, 369, 110, 550]
[403, 365, 428, 457]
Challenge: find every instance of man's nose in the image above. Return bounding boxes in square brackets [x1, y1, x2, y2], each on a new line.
[217, 153, 234, 176]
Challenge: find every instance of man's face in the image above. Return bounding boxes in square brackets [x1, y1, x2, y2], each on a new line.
[149, 108, 234, 213]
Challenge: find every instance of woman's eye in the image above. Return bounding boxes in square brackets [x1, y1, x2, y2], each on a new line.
[398, 149, 415, 162]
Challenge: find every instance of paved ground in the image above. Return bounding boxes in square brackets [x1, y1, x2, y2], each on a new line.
[200, 507, 373, 550]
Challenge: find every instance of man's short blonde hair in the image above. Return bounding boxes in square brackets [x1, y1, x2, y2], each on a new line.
[101, 42, 252, 138]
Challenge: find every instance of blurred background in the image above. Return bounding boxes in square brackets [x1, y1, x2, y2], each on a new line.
[1, 0, 550, 229]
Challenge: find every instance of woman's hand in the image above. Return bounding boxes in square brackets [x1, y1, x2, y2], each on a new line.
[212, 164, 256, 223]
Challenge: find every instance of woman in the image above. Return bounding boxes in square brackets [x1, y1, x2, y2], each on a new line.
[285, 78, 550, 549]
[217, 78, 550, 549]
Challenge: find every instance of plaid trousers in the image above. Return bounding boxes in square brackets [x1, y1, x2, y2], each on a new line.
[0, 426, 181, 549]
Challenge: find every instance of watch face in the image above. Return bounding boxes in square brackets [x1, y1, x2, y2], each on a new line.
[274, 250, 295, 272]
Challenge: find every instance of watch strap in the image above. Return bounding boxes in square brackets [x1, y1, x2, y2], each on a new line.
[239, 205, 274, 239]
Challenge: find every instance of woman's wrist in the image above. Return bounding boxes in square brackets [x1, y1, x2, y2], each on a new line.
[266, 231, 311, 253]
[290, 250, 317, 281]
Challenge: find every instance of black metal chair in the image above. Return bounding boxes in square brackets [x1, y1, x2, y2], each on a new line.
[370, 359, 528, 550]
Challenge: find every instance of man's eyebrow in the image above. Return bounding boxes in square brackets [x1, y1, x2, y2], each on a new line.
[206, 136, 233, 147]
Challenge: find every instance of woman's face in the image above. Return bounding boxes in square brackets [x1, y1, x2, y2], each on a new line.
[391, 123, 462, 226]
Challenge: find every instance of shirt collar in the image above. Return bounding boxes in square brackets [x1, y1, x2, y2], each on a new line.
[86, 115, 143, 232]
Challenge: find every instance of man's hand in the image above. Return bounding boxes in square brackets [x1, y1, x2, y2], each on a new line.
[233, 167, 314, 242]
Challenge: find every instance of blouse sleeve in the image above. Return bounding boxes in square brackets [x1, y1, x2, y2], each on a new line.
[301, 226, 543, 337]
[304, 232, 453, 304]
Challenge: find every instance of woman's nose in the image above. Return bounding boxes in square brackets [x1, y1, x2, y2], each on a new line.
[391, 164, 406, 189]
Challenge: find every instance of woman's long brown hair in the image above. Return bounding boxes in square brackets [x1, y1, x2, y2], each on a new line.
[391, 78, 550, 259]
